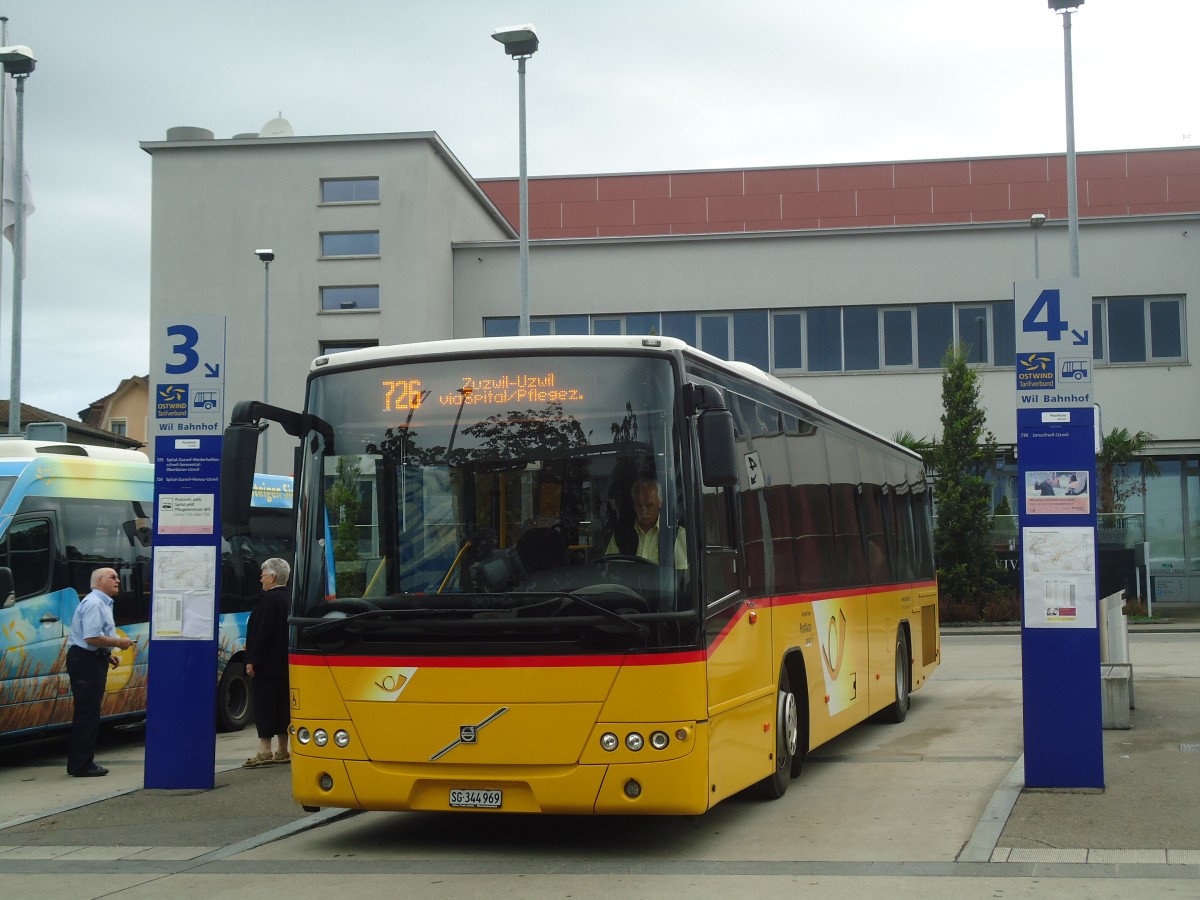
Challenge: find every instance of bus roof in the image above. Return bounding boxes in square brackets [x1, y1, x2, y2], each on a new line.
[0, 439, 148, 463]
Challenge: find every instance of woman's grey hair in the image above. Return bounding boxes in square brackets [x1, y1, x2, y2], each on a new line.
[261, 557, 291, 584]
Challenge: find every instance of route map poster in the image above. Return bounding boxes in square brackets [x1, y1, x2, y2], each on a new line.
[1021, 526, 1097, 629]
[151, 545, 217, 639]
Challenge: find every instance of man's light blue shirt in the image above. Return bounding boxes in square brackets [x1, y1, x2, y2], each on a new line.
[68, 589, 117, 650]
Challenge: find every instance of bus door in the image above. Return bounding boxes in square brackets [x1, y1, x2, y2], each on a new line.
[702, 476, 773, 779]
[0, 514, 70, 732]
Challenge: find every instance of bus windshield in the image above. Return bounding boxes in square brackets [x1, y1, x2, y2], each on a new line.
[297, 352, 693, 651]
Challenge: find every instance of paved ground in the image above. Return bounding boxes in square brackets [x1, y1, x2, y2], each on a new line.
[0, 610, 1197, 897]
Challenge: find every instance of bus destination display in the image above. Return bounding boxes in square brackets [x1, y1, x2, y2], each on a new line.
[383, 372, 585, 412]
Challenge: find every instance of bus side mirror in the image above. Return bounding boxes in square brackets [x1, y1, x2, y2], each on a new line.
[221, 421, 263, 538]
[698, 408, 738, 487]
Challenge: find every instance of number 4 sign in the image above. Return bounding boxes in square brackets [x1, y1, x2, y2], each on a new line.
[1015, 279, 1092, 409]
[1016, 280, 1091, 356]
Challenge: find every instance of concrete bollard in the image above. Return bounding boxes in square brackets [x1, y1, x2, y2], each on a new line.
[1101, 663, 1132, 729]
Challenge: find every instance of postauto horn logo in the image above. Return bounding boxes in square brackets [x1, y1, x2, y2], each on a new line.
[157, 384, 189, 418]
[1016, 353, 1055, 391]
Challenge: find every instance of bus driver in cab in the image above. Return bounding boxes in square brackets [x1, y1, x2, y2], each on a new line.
[605, 478, 687, 570]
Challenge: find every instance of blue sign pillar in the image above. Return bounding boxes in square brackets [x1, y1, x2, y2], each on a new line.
[1015, 279, 1103, 789]
[145, 316, 227, 789]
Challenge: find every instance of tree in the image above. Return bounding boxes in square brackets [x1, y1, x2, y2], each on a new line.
[892, 430, 935, 468]
[934, 343, 998, 609]
[1097, 427, 1158, 517]
[330, 458, 363, 561]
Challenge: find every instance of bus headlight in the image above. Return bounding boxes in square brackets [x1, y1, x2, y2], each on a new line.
[297, 728, 312, 745]
[313, 729, 329, 747]
[334, 729, 350, 748]
[600, 732, 619, 752]
[625, 732, 644, 752]
[649, 731, 670, 750]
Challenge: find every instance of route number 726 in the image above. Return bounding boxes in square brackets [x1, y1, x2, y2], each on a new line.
[1021, 289, 1068, 342]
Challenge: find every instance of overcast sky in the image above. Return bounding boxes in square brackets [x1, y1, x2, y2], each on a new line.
[0, 0, 1195, 421]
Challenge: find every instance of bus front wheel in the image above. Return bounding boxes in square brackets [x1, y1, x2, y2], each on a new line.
[216, 660, 252, 732]
[752, 666, 800, 800]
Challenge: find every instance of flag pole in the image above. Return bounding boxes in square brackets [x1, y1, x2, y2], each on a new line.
[8, 66, 25, 436]
[0, 17, 7, 432]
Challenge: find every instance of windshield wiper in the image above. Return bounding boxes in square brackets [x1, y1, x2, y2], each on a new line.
[300, 589, 651, 637]
[540, 590, 649, 634]
[300, 607, 460, 637]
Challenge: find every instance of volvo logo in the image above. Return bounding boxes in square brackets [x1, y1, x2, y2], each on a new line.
[430, 707, 509, 761]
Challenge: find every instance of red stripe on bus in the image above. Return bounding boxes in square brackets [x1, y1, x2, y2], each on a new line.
[289, 649, 705, 669]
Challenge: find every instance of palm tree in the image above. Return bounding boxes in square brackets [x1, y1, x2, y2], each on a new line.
[892, 430, 935, 467]
[1097, 427, 1158, 515]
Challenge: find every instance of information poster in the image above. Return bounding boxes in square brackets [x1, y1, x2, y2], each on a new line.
[1021, 525, 1097, 629]
[151, 545, 217, 639]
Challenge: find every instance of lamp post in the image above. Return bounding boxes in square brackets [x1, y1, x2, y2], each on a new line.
[492, 23, 539, 336]
[1030, 213, 1047, 278]
[0, 45, 34, 436]
[1049, 1, 1083, 278]
[255, 249, 274, 469]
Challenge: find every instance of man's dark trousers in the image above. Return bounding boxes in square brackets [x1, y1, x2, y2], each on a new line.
[66, 645, 109, 775]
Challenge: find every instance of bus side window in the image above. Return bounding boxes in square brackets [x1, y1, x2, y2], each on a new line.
[0, 517, 53, 601]
[701, 484, 739, 605]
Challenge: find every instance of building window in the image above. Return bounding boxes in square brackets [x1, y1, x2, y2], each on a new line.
[529, 315, 590, 335]
[700, 315, 729, 359]
[882, 308, 915, 368]
[320, 231, 379, 257]
[732, 310, 769, 370]
[916, 305, 954, 369]
[554, 315, 589, 335]
[992, 300, 1015, 367]
[1096, 295, 1185, 364]
[593, 317, 622, 336]
[626, 313, 661, 336]
[321, 178, 379, 203]
[484, 317, 519, 337]
[663, 312, 696, 345]
[806, 307, 842, 372]
[321, 286, 380, 311]
[957, 305, 990, 365]
[319, 339, 379, 356]
[843, 306, 880, 371]
[772, 312, 803, 370]
[109, 418, 127, 437]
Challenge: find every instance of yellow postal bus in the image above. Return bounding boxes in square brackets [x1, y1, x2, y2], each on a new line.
[221, 336, 939, 814]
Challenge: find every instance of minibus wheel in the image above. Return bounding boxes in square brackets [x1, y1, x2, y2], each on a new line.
[216, 660, 252, 732]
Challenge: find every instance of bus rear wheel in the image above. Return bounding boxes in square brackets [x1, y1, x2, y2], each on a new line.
[752, 666, 800, 800]
[216, 661, 252, 732]
[877, 629, 911, 724]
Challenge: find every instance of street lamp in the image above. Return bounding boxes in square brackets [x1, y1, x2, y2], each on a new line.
[1030, 213, 1047, 278]
[0, 45, 35, 436]
[1049, 1, 1083, 278]
[255, 249, 274, 468]
[492, 23, 539, 336]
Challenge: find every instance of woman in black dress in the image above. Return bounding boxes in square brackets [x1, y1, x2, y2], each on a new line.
[242, 557, 291, 766]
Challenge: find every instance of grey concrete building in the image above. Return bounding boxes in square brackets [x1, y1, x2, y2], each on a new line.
[142, 128, 1200, 604]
